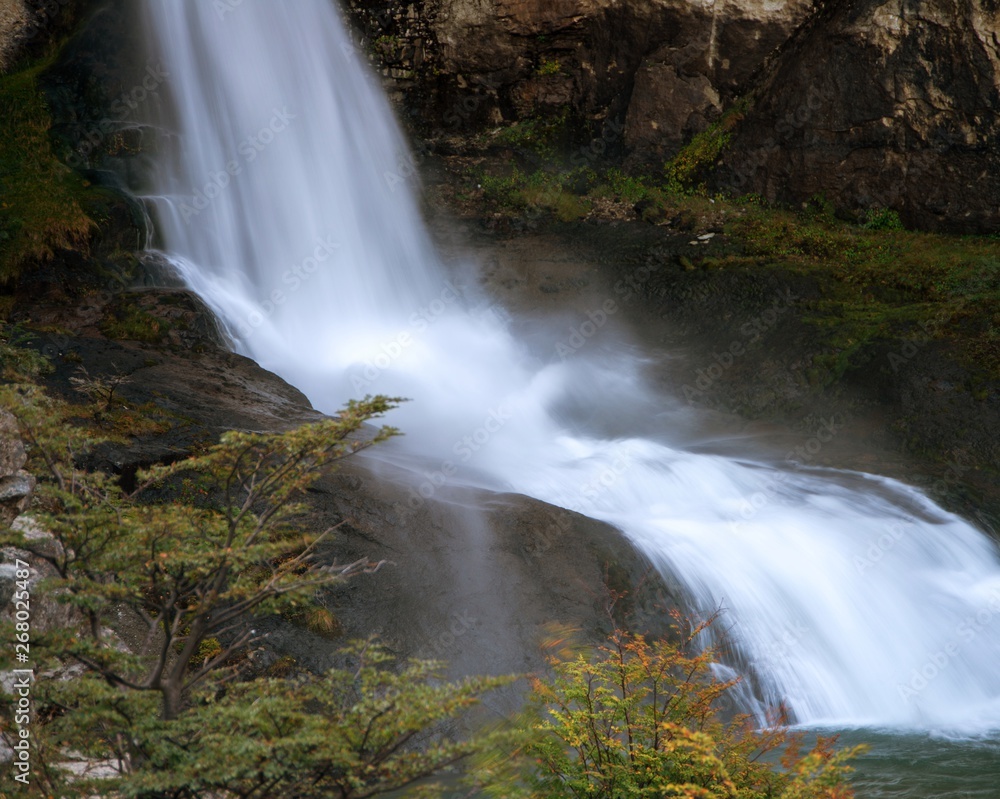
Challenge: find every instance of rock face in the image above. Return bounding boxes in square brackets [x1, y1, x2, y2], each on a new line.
[348, 0, 1000, 231]
[0, 410, 34, 527]
[346, 0, 813, 152]
[622, 0, 814, 161]
[0, 0, 28, 72]
[717, 0, 1000, 232]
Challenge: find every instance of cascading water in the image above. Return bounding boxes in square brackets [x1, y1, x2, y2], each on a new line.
[141, 0, 1000, 736]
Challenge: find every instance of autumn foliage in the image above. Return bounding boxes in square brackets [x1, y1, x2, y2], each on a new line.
[481, 614, 862, 799]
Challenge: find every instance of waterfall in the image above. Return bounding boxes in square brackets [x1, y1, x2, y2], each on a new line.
[141, 0, 1000, 733]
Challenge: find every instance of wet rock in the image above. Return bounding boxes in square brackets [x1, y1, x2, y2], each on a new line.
[625, 60, 722, 160]
[0, 563, 17, 606]
[29, 323, 673, 685]
[346, 0, 813, 145]
[350, 0, 1000, 230]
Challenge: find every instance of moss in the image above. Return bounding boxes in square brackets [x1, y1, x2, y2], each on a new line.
[485, 108, 571, 159]
[103, 401, 173, 438]
[476, 165, 674, 223]
[0, 323, 52, 380]
[283, 605, 342, 639]
[722, 205, 1000, 380]
[100, 297, 170, 343]
[599, 169, 660, 205]
[0, 55, 94, 283]
[664, 98, 748, 193]
[264, 656, 298, 678]
[193, 637, 224, 668]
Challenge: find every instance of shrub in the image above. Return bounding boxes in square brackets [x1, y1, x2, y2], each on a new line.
[862, 207, 904, 231]
[483, 616, 863, 799]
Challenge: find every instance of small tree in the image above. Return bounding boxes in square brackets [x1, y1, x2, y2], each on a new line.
[24, 641, 512, 799]
[0, 370, 515, 798]
[483, 614, 864, 799]
[0, 382, 400, 720]
[107, 642, 511, 799]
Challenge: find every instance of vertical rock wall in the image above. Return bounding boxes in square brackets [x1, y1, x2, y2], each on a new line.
[717, 0, 1000, 232]
[0, 0, 29, 72]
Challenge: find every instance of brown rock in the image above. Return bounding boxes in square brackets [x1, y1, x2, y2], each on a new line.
[30, 329, 674, 681]
[0, 0, 29, 73]
[717, 0, 1000, 232]
[0, 410, 26, 477]
[625, 59, 722, 159]
[349, 0, 813, 141]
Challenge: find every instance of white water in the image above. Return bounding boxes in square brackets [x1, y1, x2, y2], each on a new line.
[141, 0, 1000, 733]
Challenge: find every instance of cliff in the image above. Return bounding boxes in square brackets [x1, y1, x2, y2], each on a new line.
[346, 0, 1000, 232]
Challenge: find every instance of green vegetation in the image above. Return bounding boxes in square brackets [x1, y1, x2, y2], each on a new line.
[723, 205, 1000, 379]
[484, 109, 571, 160]
[664, 99, 748, 194]
[468, 119, 999, 382]
[1, 354, 512, 797]
[0, 380, 403, 717]
[536, 58, 562, 77]
[471, 101, 746, 224]
[484, 616, 862, 799]
[476, 166, 593, 222]
[100, 296, 171, 343]
[0, 56, 94, 283]
[861, 207, 904, 231]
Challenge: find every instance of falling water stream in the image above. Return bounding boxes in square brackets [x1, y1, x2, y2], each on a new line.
[140, 1, 1000, 793]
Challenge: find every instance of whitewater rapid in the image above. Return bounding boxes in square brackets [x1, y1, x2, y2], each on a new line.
[140, 0, 1000, 733]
